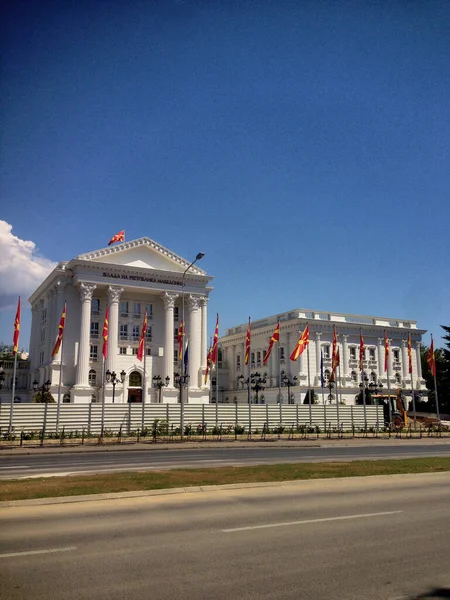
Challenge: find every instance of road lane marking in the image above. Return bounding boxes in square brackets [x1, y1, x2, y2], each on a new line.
[223, 510, 403, 532]
[0, 466, 29, 469]
[0, 546, 77, 559]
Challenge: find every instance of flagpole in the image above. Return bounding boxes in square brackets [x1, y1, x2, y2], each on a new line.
[431, 335, 440, 422]
[278, 345, 282, 423]
[386, 332, 392, 425]
[101, 356, 106, 437]
[215, 350, 219, 426]
[410, 337, 417, 430]
[306, 341, 312, 425]
[360, 329, 367, 427]
[247, 321, 251, 435]
[9, 353, 18, 434]
[141, 333, 146, 430]
[56, 331, 64, 434]
[336, 362, 341, 431]
[320, 350, 326, 431]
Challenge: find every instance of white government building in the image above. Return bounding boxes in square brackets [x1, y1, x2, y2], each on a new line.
[28, 237, 213, 404]
[25, 236, 427, 407]
[217, 310, 427, 406]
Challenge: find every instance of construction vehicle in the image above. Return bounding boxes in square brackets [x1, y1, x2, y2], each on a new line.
[371, 388, 408, 429]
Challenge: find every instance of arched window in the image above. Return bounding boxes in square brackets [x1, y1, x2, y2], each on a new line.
[351, 371, 357, 382]
[324, 369, 331, 383]
[129, 371, 142, 387]
[89, 369, 97, 386]
[91, 394, 97, 403]
[395, 373, 401, 385]
[63, 393, 71, 403]
[370, 372, 377, 383]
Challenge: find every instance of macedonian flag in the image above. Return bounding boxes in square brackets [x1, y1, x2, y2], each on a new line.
[290, 324, 309, 362]
[13, 297, 21, 355]
[108, 230, 125, 246]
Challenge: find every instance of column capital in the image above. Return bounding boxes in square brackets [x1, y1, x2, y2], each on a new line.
[416, 341, 421, 350]
[342, 334, 348, 341]
[378, 337, 384, 344]
[198, 295, 209, 308]
[401, 339, 407, 347]
[186, 294, 201, 311]
[106, 285, 123, 304]
[78, 282, 97, 302]
[161, 291, 179, 310]
[315, 332, 322, 340]
[46, 288, 55, 301]
[54, 277, 70, 293]
[32, 304, 39, 314]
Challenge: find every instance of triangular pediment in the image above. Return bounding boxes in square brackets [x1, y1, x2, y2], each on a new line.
[76, 237, 206, 274]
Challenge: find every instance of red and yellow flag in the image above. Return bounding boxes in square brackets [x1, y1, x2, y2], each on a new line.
[204, 344, 213, 384]
[263, 320, 280, 365]
[108, 230, 125, 246]
[290, 324, 309, 361]
[51, 302, 66, 357]
[426, 337, 436, 377]
[102, 307, 109, 359]
[137, 310, 147, 362]
[177, 321, 184, 360]
[331, 326, 340, 379]
[359, 330, 365, 371]
[407, 334, 413, 375]
[244, 318, 251, 366]
[13, 297, 21, 355]
[384, 331, 390, 372]
[211, 314, 219, 364]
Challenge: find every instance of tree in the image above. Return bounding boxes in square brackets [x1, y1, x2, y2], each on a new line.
[33, 391, 55, 403]
[303, 389, 317, 404]
[420, 326, 450, 415]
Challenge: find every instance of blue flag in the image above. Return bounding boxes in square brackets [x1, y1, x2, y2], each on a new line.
[320, 350, 325, 388]
[184, 343, 189, 371]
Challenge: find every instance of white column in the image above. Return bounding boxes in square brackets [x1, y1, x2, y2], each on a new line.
[401, 339, 408, 380]
[230, 344, 236, 390]
[342, 335, 349, 377]
[106, 286, 123, 375]
[46, 289, 55, 364]
[76, 283, 97, 386]
[416, 342, 422, 380]
[315, 332, 322, 383]
[162, 292, 178, 385]
[378, 338, 384, 378]
[186, 295, 202, 388]
[200, 296, 208, 368]
[30, 305, 39, 371]
[284, 332, 291, 377]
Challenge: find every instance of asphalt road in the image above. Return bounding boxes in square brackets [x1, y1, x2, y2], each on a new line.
[1, 472, 449, 600]
[1, 443, 450, 479]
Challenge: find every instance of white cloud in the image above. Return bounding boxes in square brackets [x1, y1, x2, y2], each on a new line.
[0, 221, 57, 309]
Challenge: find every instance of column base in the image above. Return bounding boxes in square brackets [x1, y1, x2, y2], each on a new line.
[71, 386, 95, 403]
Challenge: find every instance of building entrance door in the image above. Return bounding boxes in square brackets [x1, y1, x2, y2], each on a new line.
[128, 389, 142, 403]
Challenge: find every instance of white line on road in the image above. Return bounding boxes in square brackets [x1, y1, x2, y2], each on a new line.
[0, 466, 29, 469]
[0, 546, 77, 559]
[223, 510, 403, 532]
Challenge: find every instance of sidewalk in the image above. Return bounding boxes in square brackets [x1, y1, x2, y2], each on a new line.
[1, 435, 449, 456]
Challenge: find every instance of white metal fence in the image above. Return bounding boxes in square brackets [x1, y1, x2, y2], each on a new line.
[0, 403, 384, 435]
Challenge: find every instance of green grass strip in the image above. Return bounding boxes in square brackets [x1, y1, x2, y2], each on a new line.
[1, 458, 450, 502]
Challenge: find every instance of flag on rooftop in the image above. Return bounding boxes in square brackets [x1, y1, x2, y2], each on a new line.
[108, 230, 125, 246]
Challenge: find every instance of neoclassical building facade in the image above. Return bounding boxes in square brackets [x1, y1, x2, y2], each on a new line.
[28, 237, 213, 404]
[219, 309, 427, 405]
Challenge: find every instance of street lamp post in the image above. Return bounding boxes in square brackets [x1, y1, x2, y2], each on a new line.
[250, 372, 267, 404]
[152, 375, 170, 403]
[180, 252, 205, 441]
[105, 370, 126, 403]
[358, 374, 370, 426]
[281, 370, 297, 404]
[0, 370, 5, 402]
[327, 378, 335, 404]
[219, 385, 225, 403]
[174, 371, 190, 438]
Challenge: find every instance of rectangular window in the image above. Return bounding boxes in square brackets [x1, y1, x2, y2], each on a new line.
[132, 325, 140, 340]
[133, 302, 141, 317]
[39, 350, 44, 365]
[236, 354, 241, 369]
[251, 352, 255, 366]
[146, 326, 152, 340]
[256, 351, 261, 366]
[41, 308, 47, 322]
[174, 327, 178, 340]
[349, 347, 356, 360]
[90, 345, 98, 361]
[279, 347, 285, 360]
[120, 301, 129, 317]
[40, 329, 45, 342]
[323, 345, 331, 359]
[173, 349, 178, 361]
[369, 348, 376, 360]
[120, 324, 128, 340]
[393, 349, 400, 363]
[92, 299, 100, 314]
[146, 348, 151, 356]
[145, 303, 153, 318]
[174, 306, 179, 321]
[90, 322, 99, 338]
[132, 348, 138, 356]
[119, 347, 127, 355]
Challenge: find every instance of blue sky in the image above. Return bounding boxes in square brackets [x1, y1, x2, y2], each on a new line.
[1, 0, 449, 351]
